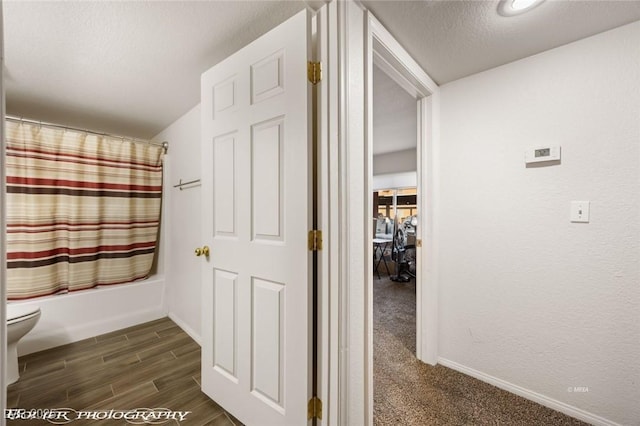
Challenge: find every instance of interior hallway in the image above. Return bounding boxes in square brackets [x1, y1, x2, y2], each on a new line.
[373, 277, 587, 425]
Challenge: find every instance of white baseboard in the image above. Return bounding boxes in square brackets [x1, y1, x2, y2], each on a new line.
[437, 357, 621, 426]
[168, 312, 201, 346]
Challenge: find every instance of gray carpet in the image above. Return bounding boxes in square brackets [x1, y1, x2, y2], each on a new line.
[373, 276, 587, 426]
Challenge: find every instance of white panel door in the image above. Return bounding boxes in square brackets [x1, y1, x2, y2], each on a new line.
[201, 10, 312, 426]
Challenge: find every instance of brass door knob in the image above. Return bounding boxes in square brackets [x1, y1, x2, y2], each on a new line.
[195, 246, 210, 257]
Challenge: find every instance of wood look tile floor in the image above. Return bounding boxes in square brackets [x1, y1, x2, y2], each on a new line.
[7, 317, 244, 426]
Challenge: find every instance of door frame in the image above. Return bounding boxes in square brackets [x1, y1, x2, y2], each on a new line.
[365, 11, 440, 366]
[319, 3, 440, 424]
[1, 4, 7, 419]
[363, 9, 440, 425]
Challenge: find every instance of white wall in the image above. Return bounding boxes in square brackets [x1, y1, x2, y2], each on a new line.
[372, 171, 417, 191]
[372, 148, 416, 175]
[438, 21, 640, 425]
[153, 104, 202, 343]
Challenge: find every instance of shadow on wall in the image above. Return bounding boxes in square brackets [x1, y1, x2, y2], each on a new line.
[525, 160, 561, 168]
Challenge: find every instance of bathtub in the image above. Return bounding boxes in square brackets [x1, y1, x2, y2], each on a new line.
[11, 277, 167, 356]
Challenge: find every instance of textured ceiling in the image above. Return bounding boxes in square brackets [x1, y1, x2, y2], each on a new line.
[361, 0, 640, 85]
[3, 1, 305, 139]
[3, 1, 640, 140]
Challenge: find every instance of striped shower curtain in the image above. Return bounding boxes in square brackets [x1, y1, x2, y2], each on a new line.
[5, 121, 164, 300]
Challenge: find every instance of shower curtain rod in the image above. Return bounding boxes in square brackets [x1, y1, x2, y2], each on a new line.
[5, 115, 169, 154]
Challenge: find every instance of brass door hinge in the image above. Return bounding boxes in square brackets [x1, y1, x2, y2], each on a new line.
[308, 230, 323, 251]
[308, 61, 322, 85]
[308, 396, 323, 420]
[416, 239, 422, 248]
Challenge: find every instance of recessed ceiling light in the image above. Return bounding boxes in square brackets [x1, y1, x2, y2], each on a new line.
[498, 0, 545, 16]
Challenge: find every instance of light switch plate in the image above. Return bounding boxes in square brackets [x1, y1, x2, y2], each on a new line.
[571, 201, 590, 223]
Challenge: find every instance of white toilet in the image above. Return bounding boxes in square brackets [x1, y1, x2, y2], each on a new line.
[6, 304, 41, 384]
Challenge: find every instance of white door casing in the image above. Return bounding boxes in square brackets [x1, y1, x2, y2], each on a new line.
[366, 10, 439, 368]
[0, 5, 7, 424]
[200, 9, 312, 426]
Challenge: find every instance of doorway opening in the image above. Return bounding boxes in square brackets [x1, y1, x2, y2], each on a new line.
[370, 61, 420, 423]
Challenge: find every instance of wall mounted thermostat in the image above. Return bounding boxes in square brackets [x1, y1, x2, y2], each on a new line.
[525, 146, 561, 164]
